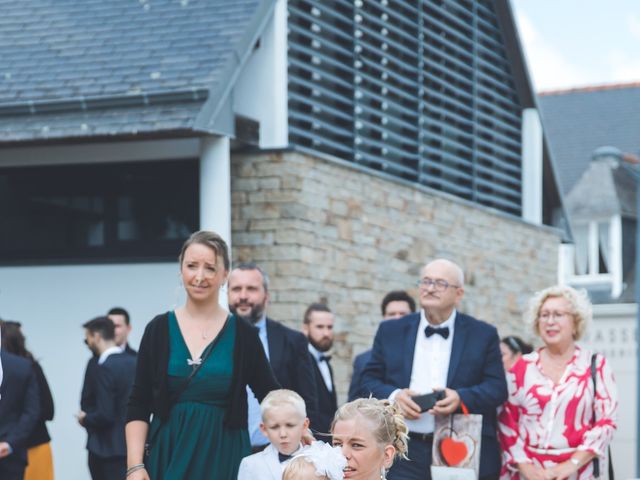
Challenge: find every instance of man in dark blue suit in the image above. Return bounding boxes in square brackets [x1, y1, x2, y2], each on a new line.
[228, 263, 318, 450]
[77, 316, 136, 480]
[348, 290, 416, 401]
[362, 259, 507, 480]
[0, 347, 40, 480]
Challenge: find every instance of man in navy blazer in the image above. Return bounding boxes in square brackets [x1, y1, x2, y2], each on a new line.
[0, 349, 40, 480]
[228, 263, 318, 449]
[77, 316, 136, 480]
[348, 290, 416, 401]
[362, 259, 507, 480]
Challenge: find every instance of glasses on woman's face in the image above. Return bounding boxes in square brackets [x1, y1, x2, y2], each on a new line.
[416, 277, 459, 292]
[537, 311, 573, 322]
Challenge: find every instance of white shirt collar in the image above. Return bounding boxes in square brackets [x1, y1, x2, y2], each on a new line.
[254, 315, 267, 331]
[98, 345, 122, 365]
[308, 343, 330, 361]
[420, 308, 456, 331]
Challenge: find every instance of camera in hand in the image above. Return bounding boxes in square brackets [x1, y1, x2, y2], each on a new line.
[412, 390, 445, 412]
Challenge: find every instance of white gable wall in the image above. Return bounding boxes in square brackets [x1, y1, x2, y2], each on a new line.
[0, 135, 231, 479]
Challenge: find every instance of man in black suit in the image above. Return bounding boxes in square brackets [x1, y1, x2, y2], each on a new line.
[228, 262, 318, 450]
[0, 346, 40, 480]
[302, 303, 337, 437]
[81, 307, 136, 417]
[107, 306, 137, 356]
[77, 316, 136, 480]
[348, 290, 416, 401]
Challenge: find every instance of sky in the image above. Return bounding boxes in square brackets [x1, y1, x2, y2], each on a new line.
[511, 0, 640, 93]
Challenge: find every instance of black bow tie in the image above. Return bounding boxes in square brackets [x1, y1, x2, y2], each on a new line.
[424, 325, 449, 339]
[278, 452, 293, 463]
[319, 354, 331, 362]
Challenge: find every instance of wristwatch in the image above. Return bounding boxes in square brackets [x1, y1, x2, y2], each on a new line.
[569, 457, 580, 467]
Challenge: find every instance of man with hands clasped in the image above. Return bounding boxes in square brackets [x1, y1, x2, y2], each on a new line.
[362, 259, 507, 480]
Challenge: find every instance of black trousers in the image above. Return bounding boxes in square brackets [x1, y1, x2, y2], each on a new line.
[388, 434, 433, 480]
[0, 466, 25, 480]
[88, 451, 126, 480]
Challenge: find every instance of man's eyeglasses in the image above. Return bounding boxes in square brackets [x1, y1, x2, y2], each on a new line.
[416, 278, 460, 292]
[537, 311, 572, 322]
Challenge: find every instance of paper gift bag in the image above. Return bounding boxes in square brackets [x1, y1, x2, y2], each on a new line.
[431, 412, 482, 480]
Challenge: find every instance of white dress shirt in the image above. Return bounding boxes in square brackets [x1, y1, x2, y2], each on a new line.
[247, 315, 270, 446]
[237, 443, 301, 480]
[98, 345, 123, 365]
[308, 344, 333, 392]
[391, 309, 456, 434]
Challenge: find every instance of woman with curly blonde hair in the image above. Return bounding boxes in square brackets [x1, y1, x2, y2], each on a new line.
[498, 285, 617, 479]
[331, 398, 409, 480]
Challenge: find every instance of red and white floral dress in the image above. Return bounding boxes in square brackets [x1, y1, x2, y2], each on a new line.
[498, 346, 617, 479]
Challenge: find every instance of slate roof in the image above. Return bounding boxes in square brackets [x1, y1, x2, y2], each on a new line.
[0, 0, 275, 143]
[565, 152, 637, 220]
[538, 83, 640, 194]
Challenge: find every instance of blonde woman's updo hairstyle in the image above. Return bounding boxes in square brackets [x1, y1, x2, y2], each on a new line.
[526, 285, 592, 340]
[332, 398, 409, 460]
[178, 230, 230, 271]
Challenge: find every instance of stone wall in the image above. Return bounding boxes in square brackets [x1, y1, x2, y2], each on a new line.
[230, 150, 560, 402]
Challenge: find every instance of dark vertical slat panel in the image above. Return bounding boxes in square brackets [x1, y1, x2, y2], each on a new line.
[287, 0, 524, 216]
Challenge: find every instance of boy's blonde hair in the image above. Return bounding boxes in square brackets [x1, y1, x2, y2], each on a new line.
[261, 389, 306, 420]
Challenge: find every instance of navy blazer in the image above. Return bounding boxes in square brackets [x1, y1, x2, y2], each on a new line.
[266, 318, 318, 420]
[347, 349, 371, 401]
[80, 355, 98, 413]
[0, 351, 40, 474]
[361, 312, 507, 478]
[84, 352, 136, 458]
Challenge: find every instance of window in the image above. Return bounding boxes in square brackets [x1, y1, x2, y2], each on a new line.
[562, 215, 623, 298]
[0, 160, 199, 264]
[573, 220, 613, 275]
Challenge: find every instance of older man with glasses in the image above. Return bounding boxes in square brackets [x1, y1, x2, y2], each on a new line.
[361, 258, 507, 480]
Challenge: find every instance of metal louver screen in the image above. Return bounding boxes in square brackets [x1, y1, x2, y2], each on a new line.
[288, 0, 523, 216]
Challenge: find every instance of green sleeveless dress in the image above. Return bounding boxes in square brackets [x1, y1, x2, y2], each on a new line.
[146, 312, 250, 479]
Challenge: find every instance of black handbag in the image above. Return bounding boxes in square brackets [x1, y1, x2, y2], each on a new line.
[590, 354, 614, 480]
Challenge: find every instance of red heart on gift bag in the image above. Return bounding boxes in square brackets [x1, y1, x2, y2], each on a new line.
[439, 437, 468, 466]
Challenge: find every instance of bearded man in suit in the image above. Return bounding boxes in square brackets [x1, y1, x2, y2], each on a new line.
[228, 263, 318, 451]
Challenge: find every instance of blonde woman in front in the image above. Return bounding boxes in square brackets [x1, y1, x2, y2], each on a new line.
[332, 398, 409, 480]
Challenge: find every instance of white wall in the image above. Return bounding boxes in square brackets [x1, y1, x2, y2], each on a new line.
[521, 108, 543, 224]
[233, 0, 288, 148]
[0, 135, 232, 479]
[0, 262, 182, 480]
[580, 303, 637, 480]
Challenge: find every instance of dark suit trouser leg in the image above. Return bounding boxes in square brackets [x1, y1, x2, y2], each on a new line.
[387, 438, 432, 480]
[0, 465, 25, 480]
[89, 452, 126, 480]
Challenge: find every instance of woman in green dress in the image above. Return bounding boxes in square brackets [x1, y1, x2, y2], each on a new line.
[125, 231, 279, 480]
